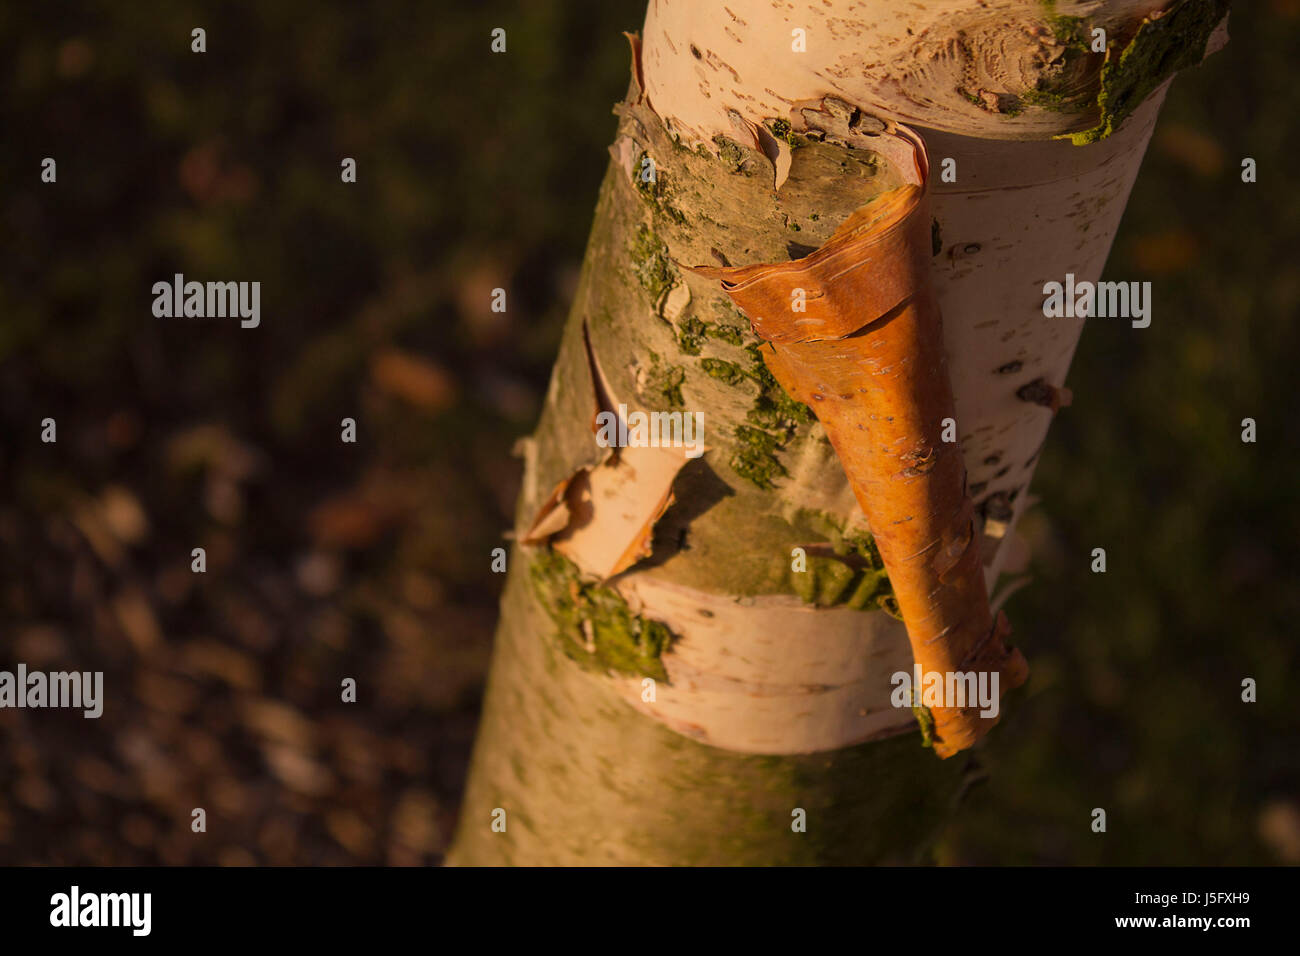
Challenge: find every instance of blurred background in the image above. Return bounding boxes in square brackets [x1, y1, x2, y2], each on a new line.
[0, 1, 1295, 865]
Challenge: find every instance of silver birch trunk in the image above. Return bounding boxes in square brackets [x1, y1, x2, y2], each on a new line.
[448, 0, 1228, 865]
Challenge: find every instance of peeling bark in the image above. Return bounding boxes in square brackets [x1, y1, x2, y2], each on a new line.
[522, 322, 696, 580]
[641, 0, 1227, 142]
[450, 0, 1228, 865]
[688, 132, 1027, 756]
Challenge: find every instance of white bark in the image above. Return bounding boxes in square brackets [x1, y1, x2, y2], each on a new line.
[598, 0, 1220, 752]
[643, 0, 1181, 140]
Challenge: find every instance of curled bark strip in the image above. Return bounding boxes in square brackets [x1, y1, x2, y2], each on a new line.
[522, 321, 697, 581]
[688, 127, 1026, 757]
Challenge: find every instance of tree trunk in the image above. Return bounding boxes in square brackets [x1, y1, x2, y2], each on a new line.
[449, 0, 1227, 865]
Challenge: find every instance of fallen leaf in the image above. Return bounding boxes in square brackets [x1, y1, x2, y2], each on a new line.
[370, 348, 456, 411]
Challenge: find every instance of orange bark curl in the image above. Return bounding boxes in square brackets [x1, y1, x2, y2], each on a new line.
[689, 127, 1027, 757]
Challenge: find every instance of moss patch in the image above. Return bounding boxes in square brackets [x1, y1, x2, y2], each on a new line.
[629, 224, 675, 302]
[766, 118, 805, 149]
[632, 150, 689, 224]
[644, 491, 897, 610]
[790, 517, 896, 611]
[1044, 9, 1090, 53]
[529, 549, 673, 681]
[912, 704, 936, 749]
[745, 345, 814, 431]
[675, 314, 709, 355]
[644, 351, 686, 408]
[670, 304, 750, 356]
[686, 345, 813, 490]
[700, 357, 747, 387]
[731, 424, 788, 490]
[1020, 85, 1083, 112]
[712, 135, 756, 176]
[710, 323, 745, 346]
[1064, 0, 1228, 145]
[791, 550, 893, 610]
[669, 307, 750, 357]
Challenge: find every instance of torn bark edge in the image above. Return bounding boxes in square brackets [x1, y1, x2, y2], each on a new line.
[520, 322, 610, 547]
[749, 95, 924, 194]
[623, 32, 645, 105]
[520, 319, 698, 582]
[685, 123, 1026, 758]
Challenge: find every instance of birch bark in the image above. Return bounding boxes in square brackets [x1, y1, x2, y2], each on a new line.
[449, 0, 1227, 865]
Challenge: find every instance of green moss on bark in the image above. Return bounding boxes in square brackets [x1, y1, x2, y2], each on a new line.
[633, 149, 689, 224]
[675, 314, 709, 355]
[710, 321, 746, 346]
[790, 519, 896, 610]
[766, 118, 805, 149]
[529, 549, 673, 681]
[699, 357, 747, 386]
[712, 135, 756, 176]
[629, 224, 674, 301]
[912, 704, 937, 749]
[791, 555, 893, 609]
[1064, 0, 1228, 145]
[670, 311, 750, 358]
[731, 424, 788, 490]
[644, 351, 686, 408]
[746, 345, 814, 431]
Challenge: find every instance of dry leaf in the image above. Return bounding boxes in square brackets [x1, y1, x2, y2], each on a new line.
[370, 348, 456, 411]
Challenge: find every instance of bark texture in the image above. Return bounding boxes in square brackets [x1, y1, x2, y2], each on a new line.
[449, 556, 962, 865]
[690, 172, 1030, 755]
[449, 0, 1226, 864]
